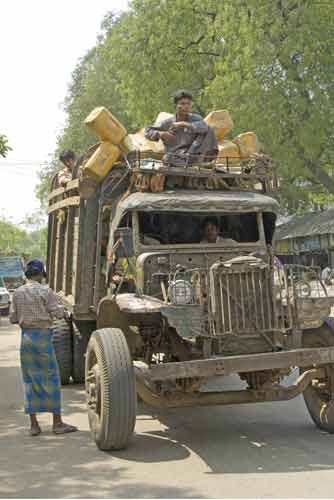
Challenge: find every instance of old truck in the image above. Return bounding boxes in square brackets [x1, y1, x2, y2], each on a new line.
[47, 153, 334, 451]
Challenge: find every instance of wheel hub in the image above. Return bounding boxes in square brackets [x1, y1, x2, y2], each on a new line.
[86, 364, 101, 415]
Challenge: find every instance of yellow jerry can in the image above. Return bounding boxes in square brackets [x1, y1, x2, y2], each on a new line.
[83, 141, 121, 181]
[232, 132, 259, 158]
[84, 107, 127, 145]
[205, 110, 234, 142]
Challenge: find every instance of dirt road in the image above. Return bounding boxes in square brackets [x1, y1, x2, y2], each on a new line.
[1, 318, 334, 498]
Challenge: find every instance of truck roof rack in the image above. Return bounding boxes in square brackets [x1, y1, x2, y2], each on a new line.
[126, 151, 278, 194]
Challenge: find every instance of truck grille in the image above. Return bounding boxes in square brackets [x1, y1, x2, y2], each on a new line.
[210, 264, 284, 335]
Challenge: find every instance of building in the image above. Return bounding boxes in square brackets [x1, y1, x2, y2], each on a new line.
[275, 210, 334, 268]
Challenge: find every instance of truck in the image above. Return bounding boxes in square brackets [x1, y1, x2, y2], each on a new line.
[0, 256, 25, 315]
[47, 151, 334, 451]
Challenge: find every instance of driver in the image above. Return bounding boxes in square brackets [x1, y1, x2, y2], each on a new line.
[200, 217, 236, 244]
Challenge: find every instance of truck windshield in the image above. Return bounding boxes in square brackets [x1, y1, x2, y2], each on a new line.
[138, 212, 260, 245]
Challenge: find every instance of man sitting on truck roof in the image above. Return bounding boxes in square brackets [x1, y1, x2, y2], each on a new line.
[57, 150, 76, 187]
[144, 89, 218, 167]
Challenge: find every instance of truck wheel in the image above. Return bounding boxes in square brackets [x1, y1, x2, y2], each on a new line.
[302, 322, 334, 433]
[85, 328, 136, 450]
[52, 319, 73, 385]
[72, 327, 91, 383]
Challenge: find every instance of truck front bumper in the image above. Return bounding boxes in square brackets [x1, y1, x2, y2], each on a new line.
[148, 346, 334, 381]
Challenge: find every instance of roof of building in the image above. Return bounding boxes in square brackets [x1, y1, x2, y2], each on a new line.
[275, 210, 334, 240]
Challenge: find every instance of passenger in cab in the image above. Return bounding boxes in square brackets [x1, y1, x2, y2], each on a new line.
[200, 217, 236, 244]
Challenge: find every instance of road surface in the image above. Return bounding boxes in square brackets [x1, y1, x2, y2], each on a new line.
[1, 318, 334, 498]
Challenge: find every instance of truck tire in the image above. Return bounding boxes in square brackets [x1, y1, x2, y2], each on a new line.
[72, 328, 90, 383]
[52, 319, 73, 385]
[85, 328, 136, 450]
[302, 322, 334, 433]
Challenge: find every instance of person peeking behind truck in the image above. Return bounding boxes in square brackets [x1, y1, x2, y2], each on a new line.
[144, 89, 218, 167]
[58, 149, 76, 187]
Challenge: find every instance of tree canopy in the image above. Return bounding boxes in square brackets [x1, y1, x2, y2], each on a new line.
[0, 216, 47, 261]
[37, 0, 334, 213]
[0, 134, 11, 158]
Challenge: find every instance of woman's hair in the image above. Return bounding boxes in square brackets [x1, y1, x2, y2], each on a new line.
[173, 89, 193, 105]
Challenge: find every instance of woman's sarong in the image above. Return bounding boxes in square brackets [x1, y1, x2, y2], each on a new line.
[20, 329, 61, 414]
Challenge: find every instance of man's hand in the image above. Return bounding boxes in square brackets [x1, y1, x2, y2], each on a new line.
[159, 131, 176, 144]
[170, 121, 191, 130]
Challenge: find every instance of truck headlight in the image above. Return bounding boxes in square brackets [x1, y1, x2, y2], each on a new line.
[168, 280, 193, 305]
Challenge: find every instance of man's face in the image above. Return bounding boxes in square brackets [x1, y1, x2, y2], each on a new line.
[176, 97, 192, 117]
[64, 158, 75, 170]
[204, 222, 218, 243]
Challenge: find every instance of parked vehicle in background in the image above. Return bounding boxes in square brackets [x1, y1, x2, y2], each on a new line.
[0, 256, 25, 292]
[0, 276, 10, 316]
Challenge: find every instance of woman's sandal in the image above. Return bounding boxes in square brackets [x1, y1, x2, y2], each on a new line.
[52, 423, 78, 434]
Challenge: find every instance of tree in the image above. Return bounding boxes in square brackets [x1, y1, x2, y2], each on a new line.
[0, 216, 47, 260]
[37, 0, 334, 213]
[0, 134, 11, 158]
[205, 0, 334, 211]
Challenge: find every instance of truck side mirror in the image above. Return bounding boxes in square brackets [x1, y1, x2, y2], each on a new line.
[113, 227, 134, 258]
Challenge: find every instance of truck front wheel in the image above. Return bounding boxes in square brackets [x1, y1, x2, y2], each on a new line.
[85, 328, 136, 450]
[302, 323, 334, 433]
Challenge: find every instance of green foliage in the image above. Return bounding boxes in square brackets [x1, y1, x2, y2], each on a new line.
[38, 0, 334, 213]
[0, 134, 11, 158]
[0, 216, 47, 261]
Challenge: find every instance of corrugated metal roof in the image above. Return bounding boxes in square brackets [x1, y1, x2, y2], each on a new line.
[275, 210, 334, 240]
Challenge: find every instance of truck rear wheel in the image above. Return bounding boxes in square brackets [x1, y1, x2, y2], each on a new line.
[85, 328, 136, 450]
[302, 322, 334, 433]
[52, 319, 72, 385]
[72, 321, 96, 383]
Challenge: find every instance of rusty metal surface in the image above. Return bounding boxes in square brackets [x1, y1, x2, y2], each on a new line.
[147, 346, 334, 381]
[161, 305, 204, 338]
[115, 293, 164, 314]
[135, 366, 320, 408]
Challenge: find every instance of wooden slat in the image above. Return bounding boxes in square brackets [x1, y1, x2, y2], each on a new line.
[75, 195, 99, 313]
[48, 196, 80, 214]
[72, 212, 80, 297]
[48, 179, 79, 201]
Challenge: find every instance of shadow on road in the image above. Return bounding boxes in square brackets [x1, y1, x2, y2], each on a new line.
[1, 315, 334, 497]
[116, 398, 334, 475]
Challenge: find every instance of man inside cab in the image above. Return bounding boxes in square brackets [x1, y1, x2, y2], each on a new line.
[144, 89, 218, 167]
[200, 217, 236, 244]
[58, 150, 76, 187]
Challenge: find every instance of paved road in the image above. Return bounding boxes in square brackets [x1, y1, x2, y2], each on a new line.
[1, 318, 334, 498]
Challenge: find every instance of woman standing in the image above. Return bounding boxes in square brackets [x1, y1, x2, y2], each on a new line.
[10, 259, 78, 436]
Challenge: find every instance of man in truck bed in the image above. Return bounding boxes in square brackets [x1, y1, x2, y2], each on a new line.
[144, 89, 218, 166]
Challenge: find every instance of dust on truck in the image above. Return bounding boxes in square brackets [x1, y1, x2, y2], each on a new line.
[47, 106, 334, 451]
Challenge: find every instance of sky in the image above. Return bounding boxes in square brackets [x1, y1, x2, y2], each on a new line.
[0, 0, 128, 224]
